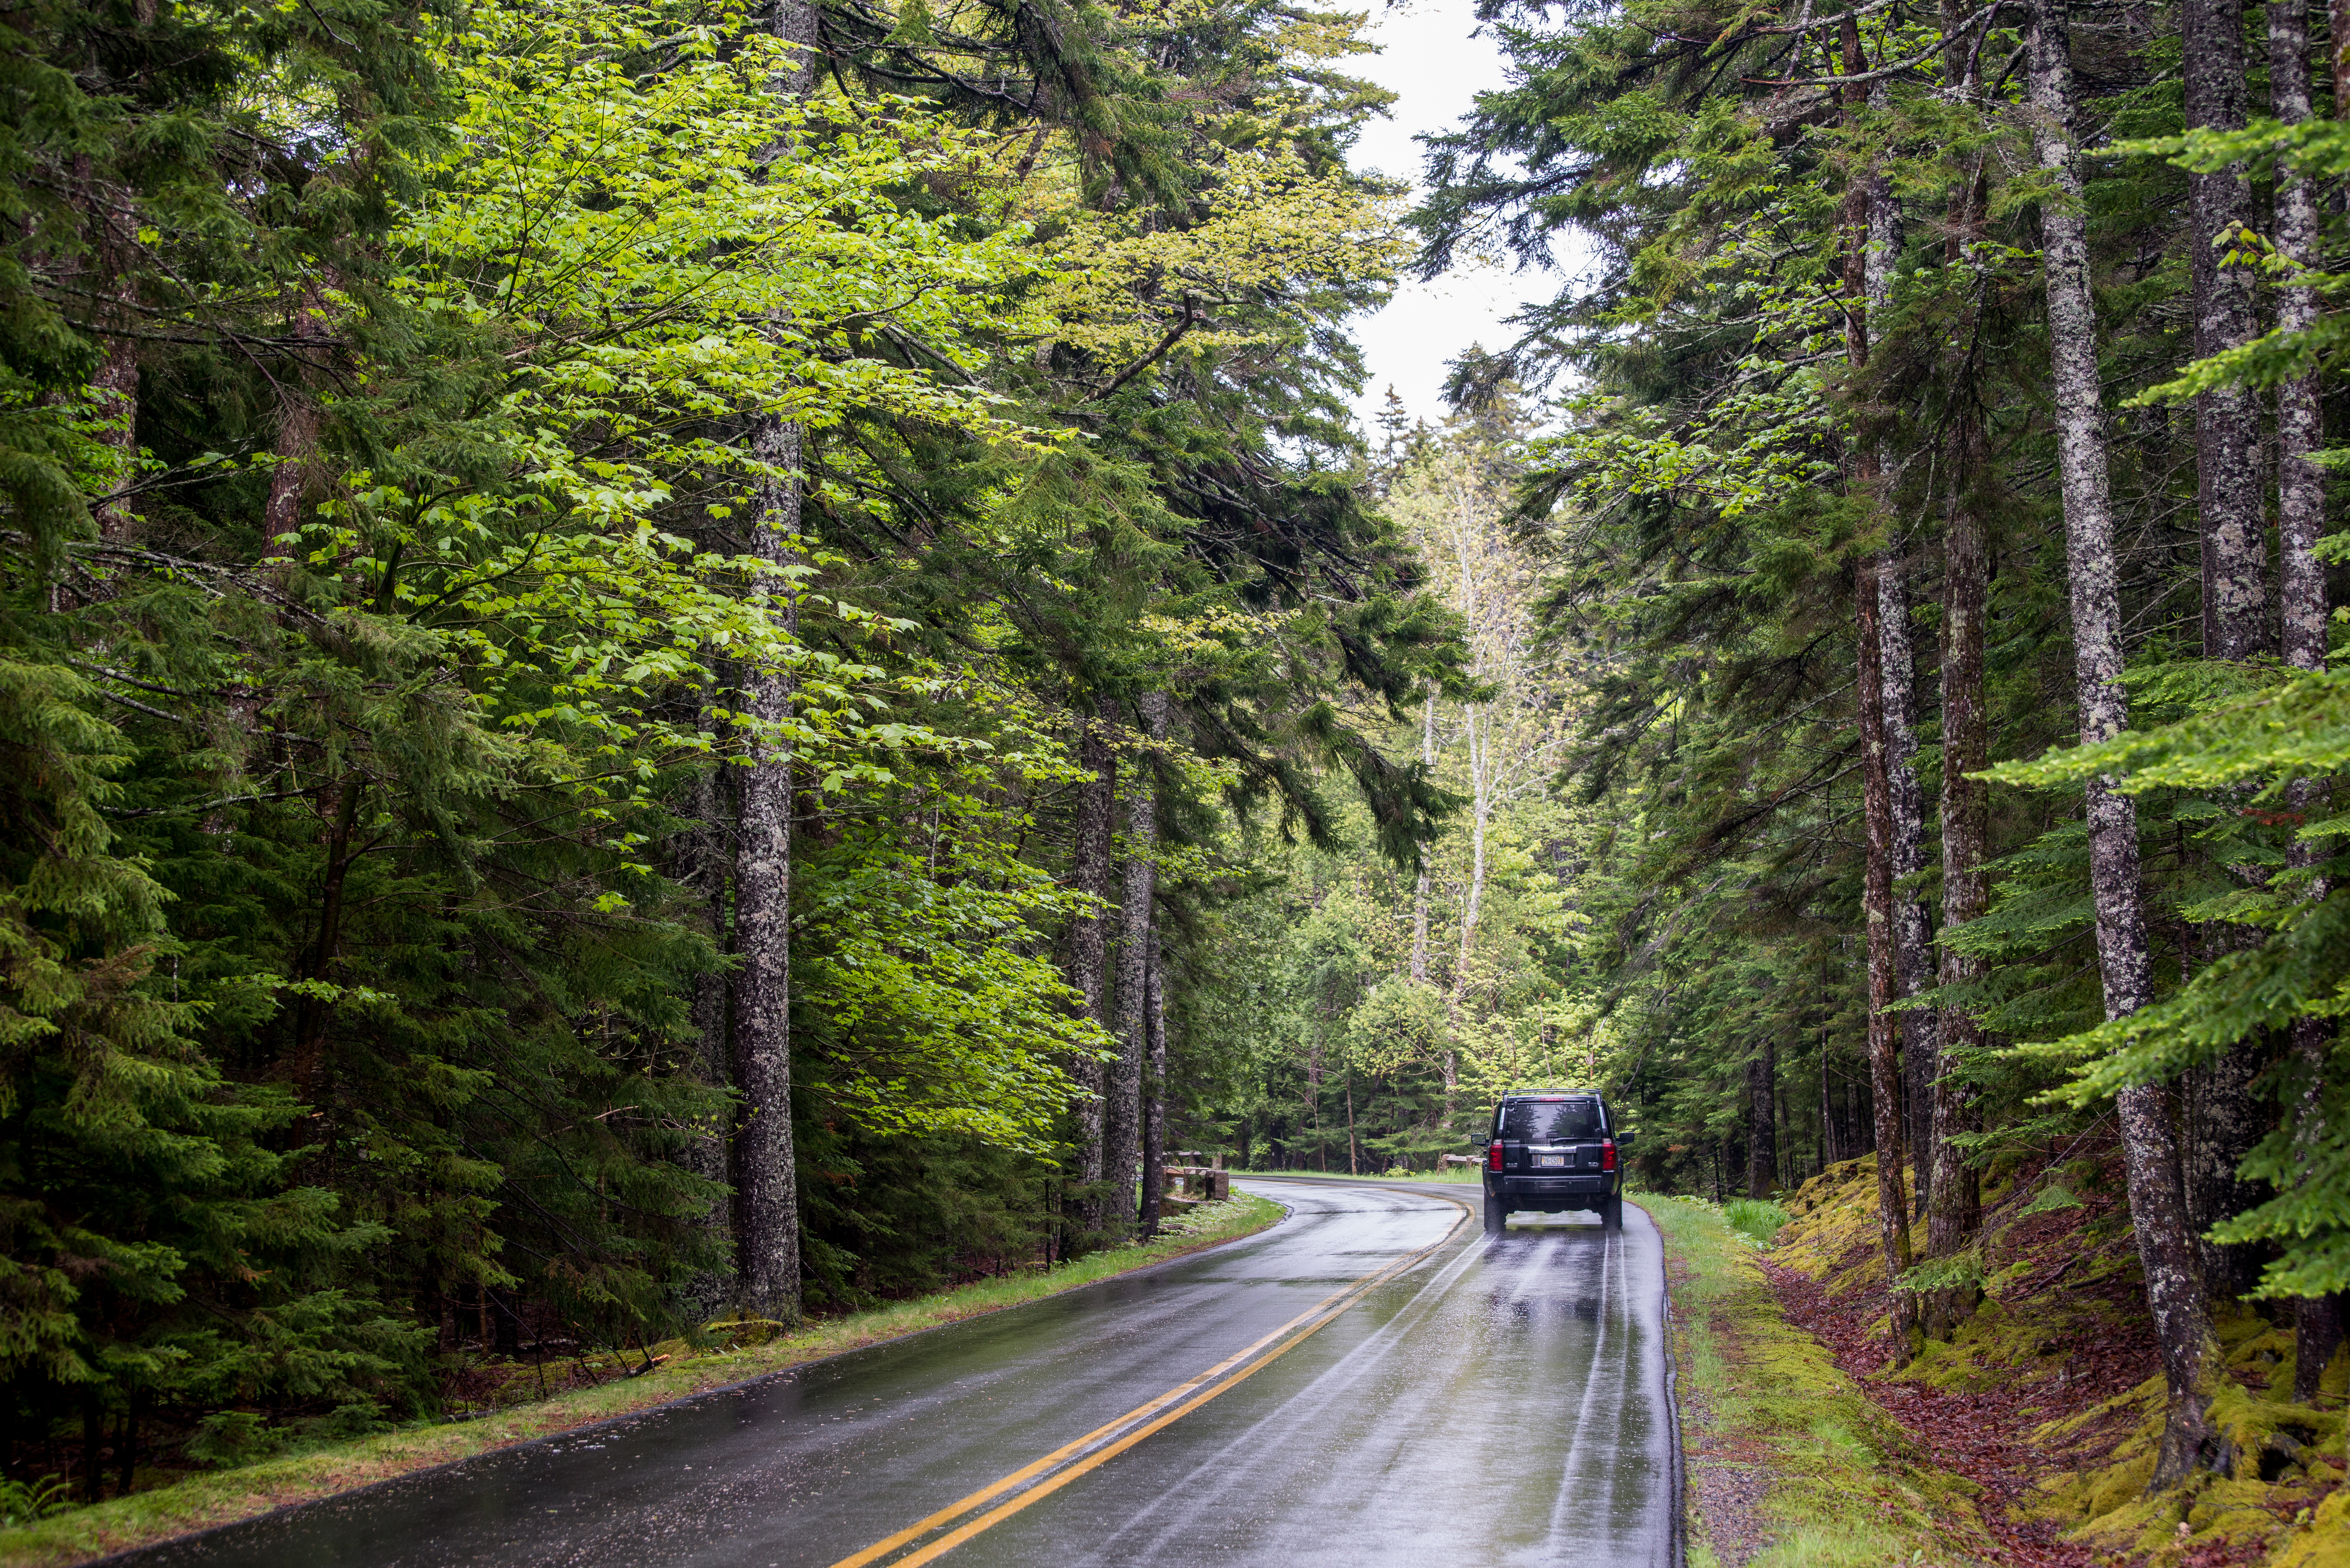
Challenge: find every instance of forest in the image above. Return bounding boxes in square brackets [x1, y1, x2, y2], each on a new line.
[0, 0, 2344, 1522]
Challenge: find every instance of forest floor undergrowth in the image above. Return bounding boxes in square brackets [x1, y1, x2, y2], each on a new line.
[1762, 1157, 2347, 1568]
[0, 1192, 1284, 1568]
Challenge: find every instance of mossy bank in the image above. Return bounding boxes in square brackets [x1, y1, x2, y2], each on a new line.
[1642, 1194, 1998, 1566]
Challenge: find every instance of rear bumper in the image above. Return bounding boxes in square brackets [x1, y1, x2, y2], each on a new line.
[1486, 1174, 1617, 1210]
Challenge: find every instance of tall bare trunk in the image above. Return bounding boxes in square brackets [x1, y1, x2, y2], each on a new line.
[1929, 426, 1990, 1338]
[1858, 82, 1939, 1220]
[1068, 699, 1117, 1230]
[1410, 692, 1435, 984]
[2276, 0, 2338, 1401]
[1857, 551, 1920, 1365]
[1880, 540, 1938, 1215]
[1926, 15, 1990, 1338]
[70, 150, 142, 545]
[2186, 0, 2269, 663]
[1845, 16, 1919, 1366]
[1746, 1039, 1777, 1198]
[2029, 0, 2229, 1481]
[2182, 0, 2275, 1287]
[1140, 921, 1168, 1237]
[1109, 693, 1164, 1236]
[728, 0, 819, 1322]
[731, 415, 802, 1323]
[1445, 703, 1491, 1126]
[683, 747, 735, 1316]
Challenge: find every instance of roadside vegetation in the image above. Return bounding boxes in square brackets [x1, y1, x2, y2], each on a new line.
[1643, 1195, 1998, 1567]
[0, 1195, 1279, 1567]
[4, 0, 2348, 1547]
[1191, 0, 2350, 1549]
[1767, 1159, 2347, 1567]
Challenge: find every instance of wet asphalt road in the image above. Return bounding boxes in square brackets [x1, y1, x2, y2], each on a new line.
[115, 1180, 1679, 1568]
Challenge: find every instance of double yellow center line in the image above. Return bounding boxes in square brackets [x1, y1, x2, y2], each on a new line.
[825, 1190, 1469, 1568]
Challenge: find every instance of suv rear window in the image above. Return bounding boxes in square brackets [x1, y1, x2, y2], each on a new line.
[1500, 1098, 1603, 1142]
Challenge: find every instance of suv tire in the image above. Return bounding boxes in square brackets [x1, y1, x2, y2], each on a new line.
[1483, 1194, 1506, 1234]
[1602, 1196, 1623, 1231]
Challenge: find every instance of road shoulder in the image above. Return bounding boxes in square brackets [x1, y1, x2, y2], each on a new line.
[1641, 1194, 1998, 1567]
[0, 1194, 1285, 1568]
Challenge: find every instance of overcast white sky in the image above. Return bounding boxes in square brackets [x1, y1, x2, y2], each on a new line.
[1343, 0, 1548, 433]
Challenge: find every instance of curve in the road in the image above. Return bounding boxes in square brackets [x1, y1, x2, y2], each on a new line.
[101, 1180, 1682, 1568]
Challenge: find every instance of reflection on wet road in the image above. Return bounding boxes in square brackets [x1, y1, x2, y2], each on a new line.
[111, 1181, 1679, 1568]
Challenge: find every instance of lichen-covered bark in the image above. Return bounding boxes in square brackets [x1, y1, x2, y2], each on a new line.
[2185, 0, 2269, 662]
[2275, 0, 2326, 683]
[2029, 0, 2228, 1482]
[1108, 693, 1163, 1237]
[1844, 22, 1917, 1363]
[1857, 552, 1920, 1365]
[731, 411, 802, 1323]
[1929, 419, 1989, 1340]
[2180, 0, 2276, 1293]
[1746, 1039, 1777, 1198]
[1879, 543, 1937, 1216]
[1410, 693, 1435, 985]
[1927, 26, 1990, 1323]
[682, 749, 735, 1317]
[1140, 922, 1168, 1237]
[2275, 0, 2336, 1400]
[1067, 699, 1117, 1225]
[727, 0, 820, 1323]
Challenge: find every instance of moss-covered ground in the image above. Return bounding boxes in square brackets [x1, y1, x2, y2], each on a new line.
[0, 1192, 1284, 1568]
[1766, 1157, 2348, 1568]
[1641, 1193, 2000, 1566]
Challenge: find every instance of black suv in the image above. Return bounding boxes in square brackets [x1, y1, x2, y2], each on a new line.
[1474, 1091, 1635, 1233]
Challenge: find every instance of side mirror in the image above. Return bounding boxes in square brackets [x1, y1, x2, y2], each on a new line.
[1616, 1131, 1637, 1147]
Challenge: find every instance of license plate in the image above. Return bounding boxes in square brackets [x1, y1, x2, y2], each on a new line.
[1534, 1154, 1564, 1168]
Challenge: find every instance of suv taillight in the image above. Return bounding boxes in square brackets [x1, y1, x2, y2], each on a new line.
[1601, 1140, 1617, 1172]
[1487, 1140, 1504, 1172]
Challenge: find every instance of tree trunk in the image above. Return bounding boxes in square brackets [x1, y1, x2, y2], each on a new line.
[1345, 1071, 1359, 1175]
[2172, 17, 2272, 1264]
[1747, 1041, 1777, 1199]
[1068, 698, 1118, 1232]
[2276, 0, 2326, 683]
[71, 148, 143, 546]
[1845, 18, 1919, 1364]
[1857, 551, 1921, 1365]
[2185, 0, 2270, 663]
[1109, 692, 1164, 1237]
[2282, 0, 2342, 1404]
[725, 0, 821, 1323]
[1880, 538, 1938, 1217]
[683, 748, 734, 1317]
[1444, 700, 1490, 1129]
[1410, 692, 1435, 985]
[2029, 0, 2230, 1482]
[1861, 89, 1938, 1219]
[730, 414, 802, 1323]
[1927, 15, 1991, 1335]
[2296, 1294, 2346, 1405]
[1140, 922, 1167, 1237]
[1929, 418, 1990, 1340]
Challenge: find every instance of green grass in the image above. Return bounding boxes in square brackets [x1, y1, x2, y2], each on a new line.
[1230, 1166, 1481, 1183]
[1721, 1196, 1793, 1246]
[0, 1192, 1285, 1568]
[1640, 1195, 1996, 1567]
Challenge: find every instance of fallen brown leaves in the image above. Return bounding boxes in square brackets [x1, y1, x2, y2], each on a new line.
[1764, 1257, 2113, 1567]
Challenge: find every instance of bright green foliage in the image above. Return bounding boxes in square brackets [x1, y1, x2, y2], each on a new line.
[0, 0, 1463, 1496]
